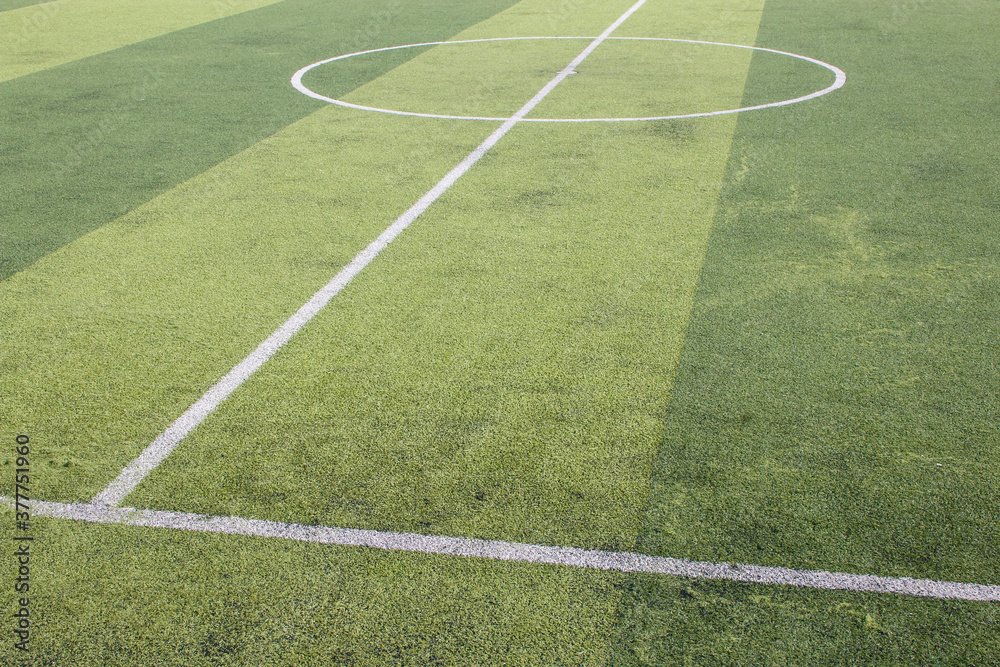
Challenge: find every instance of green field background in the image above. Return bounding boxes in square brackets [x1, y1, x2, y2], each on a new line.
[1, 0, 998, 664]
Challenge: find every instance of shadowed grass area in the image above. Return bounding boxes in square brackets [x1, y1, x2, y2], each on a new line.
[0, 0, 285, 81]
[611, 0, 1000, 662]
[609, 575, 999, 666]
[0, 0, 520, 280]
[0, 0, 50, 12]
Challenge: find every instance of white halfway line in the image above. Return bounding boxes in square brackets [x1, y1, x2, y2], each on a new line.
[7, 497, 1000, 602]
[91, 0, 650, 508]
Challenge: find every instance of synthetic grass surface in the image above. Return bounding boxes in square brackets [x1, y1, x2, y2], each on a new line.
[0, 0, 285, 82]
[1, 99, 498, 501]
[4, 516, 998, 665]
[0, 0, 50, 12]
[0, 0, 520, 280]
[126, 0, 763, 552]
[0, 516, 621, 665]
[635, 0, 1000, 586]
[1, 0, 998, 663]
[610, 0, 1000, 661]
[608, 575, 1000, 665]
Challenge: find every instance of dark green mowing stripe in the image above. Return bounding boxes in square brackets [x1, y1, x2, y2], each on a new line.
[0, 0, 51, 12]
[609, 0, 1000, 663]
[0, 0, 520, 280]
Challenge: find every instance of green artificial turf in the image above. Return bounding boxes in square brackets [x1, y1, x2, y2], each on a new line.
[1, 516, 622, 665]
[608, 575, 1000, 666]
[0, 0, 286, 82]
[2, 0, 998, 663]
[0, 103, 498, 501]
[125, 0, 763, 552]
[0, 0, 51, 12]
[0, 0, 520, 280]
[609, 0, 1000, 662]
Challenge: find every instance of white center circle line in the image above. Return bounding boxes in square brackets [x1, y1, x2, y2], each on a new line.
[291, 36, 846, 122]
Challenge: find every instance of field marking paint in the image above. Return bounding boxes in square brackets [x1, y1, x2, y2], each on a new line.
[91, 0, 650, 508]
[7, 496, 999, 602]
[291, 36, 846, 122]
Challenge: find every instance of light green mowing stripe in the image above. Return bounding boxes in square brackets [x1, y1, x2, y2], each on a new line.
[457, 0, 765, 41]
[0, 101, 494, 500]
[91, 0, 654, 509]
[0, 0, 285, 82]
[130, 0, 772, 551]
[0, 515, 622, 665]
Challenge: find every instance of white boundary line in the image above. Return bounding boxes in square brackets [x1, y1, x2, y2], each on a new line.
[7, 497, 999, 602]
[91, 0, 650, 508]
[291, 36, 846, 122]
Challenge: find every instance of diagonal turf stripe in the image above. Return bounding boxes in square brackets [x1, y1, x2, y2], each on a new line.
[8, 497, 999, 602]
[92, 0, 650, 509]
[0, 0, 521, 281]
[610, 0, 1000, 661]
[0, 0, 285, 82]
[632, 0, 1000, 586]
[0, 0, 50, 12]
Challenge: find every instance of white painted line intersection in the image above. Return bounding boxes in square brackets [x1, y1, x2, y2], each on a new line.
[6, 496, 999, 602]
